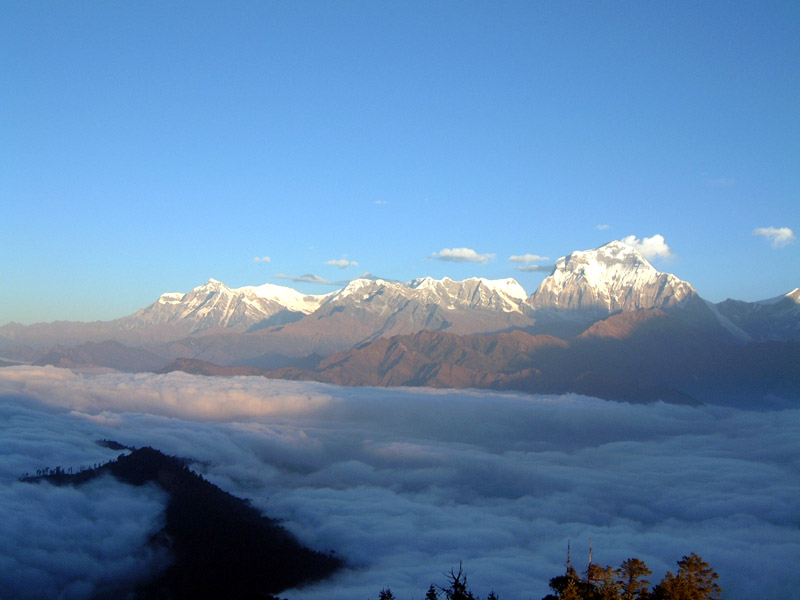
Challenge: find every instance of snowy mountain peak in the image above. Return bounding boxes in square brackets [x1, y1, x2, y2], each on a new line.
[194, 278, 229, 292]
[335, 277, 392, 298]
[531, 241, 695, 313]
[474, 277, 528, 302]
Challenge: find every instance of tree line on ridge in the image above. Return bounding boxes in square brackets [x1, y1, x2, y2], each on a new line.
[375, 552, 721, 600]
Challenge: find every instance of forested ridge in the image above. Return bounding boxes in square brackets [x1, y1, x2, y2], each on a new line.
[22, 444, 342, 599]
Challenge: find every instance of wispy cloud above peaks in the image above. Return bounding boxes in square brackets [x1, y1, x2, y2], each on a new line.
[517, 264, 554, 272]
[509, 253, 550, 264]
[252, 256, 272, 263]
[275, 272, 391, 287]
[275, 273, 339, 285]
[373, 200, 388, 205]
[326, 257, 359, 269]
[517, 265, 556, 273]
[753, 226, 795, 248]
[596, 224, 611, 231]
[429, 247, 495, 264]
[619, 234, 674, 260]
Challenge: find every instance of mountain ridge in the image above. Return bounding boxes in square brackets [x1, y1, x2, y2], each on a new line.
[2, 240, 798, 406]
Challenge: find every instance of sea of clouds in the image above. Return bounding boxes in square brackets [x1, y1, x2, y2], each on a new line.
[0, 365, 798, 600]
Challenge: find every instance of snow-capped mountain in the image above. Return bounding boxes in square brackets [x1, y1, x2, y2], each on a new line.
[2, 243, 797, 375]
[260, 276, 537, 357]
[122, 279, 332, 333]
[529, 240, 696, 314]
[323, 276, 529, 314]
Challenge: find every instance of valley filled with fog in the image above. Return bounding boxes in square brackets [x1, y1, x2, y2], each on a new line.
[1, 366, 797, 600]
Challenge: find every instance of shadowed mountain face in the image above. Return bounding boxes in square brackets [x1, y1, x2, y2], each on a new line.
[159, 311, 800, 407]
[3, 241, 798, 406]
[22, 446, 343, 600]
[715, 288, 800, 341]
[261, 315, 709, 404]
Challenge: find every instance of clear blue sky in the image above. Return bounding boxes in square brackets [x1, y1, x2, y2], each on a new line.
[2, 1, 798, 324]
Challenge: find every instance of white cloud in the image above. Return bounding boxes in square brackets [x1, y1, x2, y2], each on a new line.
[509, 253, 550, 264]
[619, 234, 674, 260]
[0, 367, 797, 600]
[374, 200, 388, 205]
[0, 476, 169, 599]
[430, 248, 495, 264]
[252, 256, 272, 263]
[326, 258, 359, 269]
[596, 224, 611, 231]
[753, 227, 795, 248]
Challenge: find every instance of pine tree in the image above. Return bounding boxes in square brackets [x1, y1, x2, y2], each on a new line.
[378, 588, 396, 600]
[560, 579, 584, 600]
[652, 553, 721, 600]
[543, 564, 590, 600]
[441, 563, 476, 600]
[587, 564, 621, 600]
[426, 583, 440, 600]
[617, 557, 651, 600]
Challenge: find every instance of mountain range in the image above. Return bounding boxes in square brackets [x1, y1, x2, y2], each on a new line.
[2, 241, 798, 406]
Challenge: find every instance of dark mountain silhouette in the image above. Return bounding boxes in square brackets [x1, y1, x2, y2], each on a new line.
[22, 446, 342, 599]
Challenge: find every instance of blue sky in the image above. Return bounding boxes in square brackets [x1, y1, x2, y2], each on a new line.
[2, 1, 798, 324]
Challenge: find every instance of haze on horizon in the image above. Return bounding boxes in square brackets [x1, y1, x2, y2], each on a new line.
[2, 2, 798, 325]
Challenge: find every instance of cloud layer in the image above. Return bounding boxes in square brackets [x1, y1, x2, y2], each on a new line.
[0, 366, 798, 600]
[753, 226, 795, 248]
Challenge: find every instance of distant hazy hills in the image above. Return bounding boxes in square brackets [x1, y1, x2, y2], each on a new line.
[3, 241, 798, 405]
